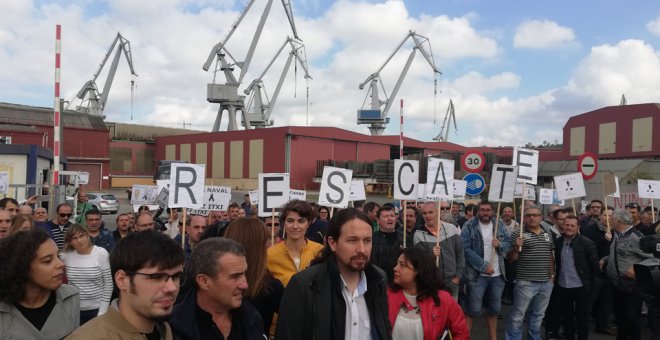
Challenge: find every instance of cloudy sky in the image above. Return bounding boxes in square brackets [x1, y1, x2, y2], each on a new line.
[1, 0, 659, 147]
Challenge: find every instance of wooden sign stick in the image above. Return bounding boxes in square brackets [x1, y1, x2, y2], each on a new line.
[181, 207, 187, 250]
[402, 200, 407, 248]
[271, 207, 276, 245]
[436, 200, 442, 266]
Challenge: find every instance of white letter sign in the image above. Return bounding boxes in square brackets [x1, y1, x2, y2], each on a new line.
[394, 160, 419, 200]
[488, 164, 518, 202]
[453, 180, 467, 200]
[638, 179, 660, 199]
[513, 147, 539, 185]
[426, 158, 454, 200]
[258, 173, 290, 217]
[130, 185, 159, 205]
[289, 189, 307, 201]
[349, 180, 366, 202]
[554, 173, 586, 200]
[319, 166, 353, 208]
[168, 163, 205, 209]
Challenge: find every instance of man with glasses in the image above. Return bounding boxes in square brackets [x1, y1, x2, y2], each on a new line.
[47, 203, 73, 251]
[264, 216, 283, 247]
[505, 205, 556, 340]
[580, 199, 604, 230]
[134, 212, 156, 232]
[68, 231, 184, 339]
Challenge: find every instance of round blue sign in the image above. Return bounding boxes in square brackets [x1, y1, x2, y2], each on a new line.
[463, 173, 485, 196]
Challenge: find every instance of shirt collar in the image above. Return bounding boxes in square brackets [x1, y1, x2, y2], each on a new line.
[339, 271, 368, 297]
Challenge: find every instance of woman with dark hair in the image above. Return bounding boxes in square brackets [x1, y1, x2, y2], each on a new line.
[0, 229, 80, 338]
[11, 214, 34, 234]
[317, 206, 331, 222]
[61, 223, 113, 325]
[388, 247, 469, 340]
[224, 217, 284, 332]
[267, 200, 323, 286]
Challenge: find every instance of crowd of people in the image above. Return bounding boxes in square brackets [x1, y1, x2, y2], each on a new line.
[0, 191, 659, 340]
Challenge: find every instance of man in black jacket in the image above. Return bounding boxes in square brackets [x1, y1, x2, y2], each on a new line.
[554, 215, 598, 340]
[276, 208, 391, 340]
[370, 205, 403, 283]
[170, 238, 265, 340]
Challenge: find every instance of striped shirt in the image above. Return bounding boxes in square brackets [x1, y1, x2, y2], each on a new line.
[61, 246, 113, 314]
[510, 227, 554, 281]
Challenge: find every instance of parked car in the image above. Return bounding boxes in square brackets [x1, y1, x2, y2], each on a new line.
[87, 192, 119, 214]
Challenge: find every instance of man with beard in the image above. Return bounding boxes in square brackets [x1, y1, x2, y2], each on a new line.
[170, 238, 265, 339]
[67, 231, 184, 339]
[370, 205, 403, 283]
[462, 201, 511, 340]
[276, 208, 390, 340]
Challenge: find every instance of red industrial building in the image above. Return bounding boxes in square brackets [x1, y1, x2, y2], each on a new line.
[563, 103, 660, 160]
[0, 102, 110, 189]
[154, 126, 501, 190]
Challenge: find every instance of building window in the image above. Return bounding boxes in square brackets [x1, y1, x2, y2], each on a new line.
[632, 117, 652, 152]
[110, 147, 132, 173]
[569, 126, 585, 156]
[0, 136, 11, 144]
[599, 122, 616, 154]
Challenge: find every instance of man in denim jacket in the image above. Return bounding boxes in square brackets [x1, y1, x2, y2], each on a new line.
[461, 201, 511, 340]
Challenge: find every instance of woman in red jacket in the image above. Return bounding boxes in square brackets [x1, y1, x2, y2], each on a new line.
[388, 247, 469, 340]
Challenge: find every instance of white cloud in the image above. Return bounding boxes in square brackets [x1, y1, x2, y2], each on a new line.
[451, 71, 520, 95]
[1, 1, 659, 149]
[646, 15, 660, 35]
[513, 19, 576, 49]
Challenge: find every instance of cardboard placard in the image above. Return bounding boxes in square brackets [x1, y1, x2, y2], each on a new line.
[349, 180, 366, 201]
[488, 164, 518, 202]
[394, 159, 419, 200]
[258, 173, 290, 217]
[513, 147, 539, 185]
[318, 166, 353, 208]
[130, 185, 159, 205]
[168, 163, 205, 209]
[554, 173, 586, 200]
[638, 179, 660, 199]
[425, 158, 454, 200]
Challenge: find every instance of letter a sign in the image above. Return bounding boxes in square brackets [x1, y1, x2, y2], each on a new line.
[394, 159, 419, 200]
[319, 166, 353, 208]
[168, 163, 205, 209]
[426, 158, 454, 200]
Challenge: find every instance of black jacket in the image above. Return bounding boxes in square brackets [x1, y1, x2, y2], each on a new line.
[554, 235, 599, 289]
[581, 222, 612, 278]
[170, 287, 265, 340]
[370, 230, 403, 283]
[275, 257, 391, 340]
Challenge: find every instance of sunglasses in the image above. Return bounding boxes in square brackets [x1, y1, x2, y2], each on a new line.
[266, 223, 280, 227]
[59, 213, 73, 217]
[440, 207, 450, 211]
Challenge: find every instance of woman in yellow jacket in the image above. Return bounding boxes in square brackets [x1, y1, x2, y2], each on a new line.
[267, 200, 324, 286]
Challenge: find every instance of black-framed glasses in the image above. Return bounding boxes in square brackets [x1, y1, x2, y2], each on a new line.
[131, 271, 183, 284]
[59, 213, 73, 217]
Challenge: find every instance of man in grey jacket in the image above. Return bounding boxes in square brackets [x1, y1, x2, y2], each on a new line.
[600, 210, 654, 340]
[414, 201, 465, 299]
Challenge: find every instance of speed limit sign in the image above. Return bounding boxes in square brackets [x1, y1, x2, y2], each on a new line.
[461, 151, 485, 173]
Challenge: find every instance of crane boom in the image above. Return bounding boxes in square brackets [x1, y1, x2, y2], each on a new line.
[74, 32, 137, 117]
[434, 99, 457, 142]
[242, 37, 311, 127]
[204, 0, 303, 131]
[357, 30, 441, 136]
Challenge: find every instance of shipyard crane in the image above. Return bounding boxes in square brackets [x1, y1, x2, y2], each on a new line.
[73, 32, 137, 118]
[434, 99, 457, 142]
[358, 30, 441, 136]
[202, 0, 300, 131]
[241, 37, 311, 128]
